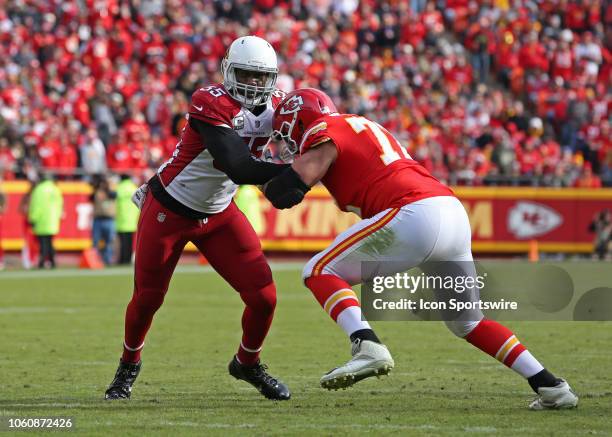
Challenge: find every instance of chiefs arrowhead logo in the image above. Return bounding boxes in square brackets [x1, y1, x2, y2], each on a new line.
[508, 201, 563, 239]
[279, 95, 304, 115]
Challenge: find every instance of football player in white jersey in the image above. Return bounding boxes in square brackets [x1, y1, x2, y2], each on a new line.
[105, 36, 291, 401]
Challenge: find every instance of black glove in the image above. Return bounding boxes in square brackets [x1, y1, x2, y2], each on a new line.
[264, 167, 311, 209]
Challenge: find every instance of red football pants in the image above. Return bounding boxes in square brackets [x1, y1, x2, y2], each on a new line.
[122, 192, 276, 365]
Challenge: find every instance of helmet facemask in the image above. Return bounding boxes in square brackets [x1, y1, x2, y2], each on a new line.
[272, 112, 301, 162]
[223, 63, 277, 109]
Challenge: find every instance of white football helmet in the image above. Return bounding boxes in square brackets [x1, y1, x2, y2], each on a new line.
[221, 36, 278, 109]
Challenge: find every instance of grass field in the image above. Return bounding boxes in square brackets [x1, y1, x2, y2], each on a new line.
[1, 261, 611, 436]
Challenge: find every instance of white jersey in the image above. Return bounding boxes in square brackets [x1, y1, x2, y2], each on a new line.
[157, 83, 286, 214]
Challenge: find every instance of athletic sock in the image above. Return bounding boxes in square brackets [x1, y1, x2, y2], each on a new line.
[122, 341, 144, 364]
[527, 368, 561, 393]
[122, 291, 165, 363]
[350, 329, 381, 344]
[305, 274, 372, 337]
[236, 283, 277, 366]
[464, 318, 546, 389]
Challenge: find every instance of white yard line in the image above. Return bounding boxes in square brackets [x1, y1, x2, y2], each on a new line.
[0, 262, 305, 279]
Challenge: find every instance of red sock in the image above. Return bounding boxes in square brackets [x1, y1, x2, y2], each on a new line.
[122, 291, 165, 363]
[304, 274, 370, 337]
[305, 275, 362, 321]
[236, 283, 276, 365]
[464, 318, 527, 368]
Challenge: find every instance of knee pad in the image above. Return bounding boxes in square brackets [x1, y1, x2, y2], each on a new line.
[240, 283, 277, 315]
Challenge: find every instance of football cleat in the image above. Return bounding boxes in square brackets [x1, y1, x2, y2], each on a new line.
[104, 359, 141, 400]
[228, 356, 291, 400]
[320, 339, 394, 390]
[529, 379, 578, 410]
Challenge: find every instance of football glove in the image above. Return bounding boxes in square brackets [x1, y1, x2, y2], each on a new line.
[131, 183, 148, 210]
[264, 167, 310, 209]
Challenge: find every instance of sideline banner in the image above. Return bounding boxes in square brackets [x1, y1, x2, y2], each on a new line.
[0, 181, 93, 251]
[1, 182, 610, 253]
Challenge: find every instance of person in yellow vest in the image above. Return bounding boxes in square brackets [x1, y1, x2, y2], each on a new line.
[234, 185, 263, 235]
[28, 174, 63, 269]
[115, 175, 140, 264]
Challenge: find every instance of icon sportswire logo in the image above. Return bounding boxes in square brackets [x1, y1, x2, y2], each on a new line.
[507, 201, 563, 239]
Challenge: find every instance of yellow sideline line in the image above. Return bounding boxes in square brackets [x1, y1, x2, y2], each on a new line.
[0, 181, 93, 194]
[0, 239, 594, 253]
[452, 187, 612, 200]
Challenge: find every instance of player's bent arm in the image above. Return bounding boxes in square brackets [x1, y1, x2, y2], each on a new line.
[263, 141, 337, 209]
[291, 141, 337, 186]
[189, 118, 290, 185]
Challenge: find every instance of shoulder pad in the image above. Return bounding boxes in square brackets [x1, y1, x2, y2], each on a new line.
[189, 84, 240, 127]
[300, 119, 333, 154]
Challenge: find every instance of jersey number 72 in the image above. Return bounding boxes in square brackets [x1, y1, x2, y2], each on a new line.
[345, 116, 412, 165]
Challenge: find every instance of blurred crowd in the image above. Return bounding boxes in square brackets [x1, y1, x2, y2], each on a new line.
[0, 0, 610, 187]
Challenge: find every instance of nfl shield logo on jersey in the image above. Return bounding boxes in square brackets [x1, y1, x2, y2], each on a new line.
[157, 212, 166, 223]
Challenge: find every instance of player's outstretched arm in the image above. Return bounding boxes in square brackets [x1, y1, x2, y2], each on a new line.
[263, 141, 336, 209]
[189, 118, 290, 185]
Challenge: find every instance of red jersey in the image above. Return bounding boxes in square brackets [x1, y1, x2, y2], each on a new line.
[158, 83, 286, 213]
[300, 114, 454, 219]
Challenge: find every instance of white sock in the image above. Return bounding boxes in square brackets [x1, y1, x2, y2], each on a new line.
[336, 306, 371, 337]
[511, 350, 544, 378]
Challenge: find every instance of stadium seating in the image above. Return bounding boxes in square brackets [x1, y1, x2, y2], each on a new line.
[0, 0, 609, 186]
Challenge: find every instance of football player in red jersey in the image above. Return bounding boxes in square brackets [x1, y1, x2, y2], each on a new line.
[104, 36, 291, 401]
[263, 88, 577, 410]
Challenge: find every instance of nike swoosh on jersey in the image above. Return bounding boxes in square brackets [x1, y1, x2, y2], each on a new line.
[193, 105, 203, 111]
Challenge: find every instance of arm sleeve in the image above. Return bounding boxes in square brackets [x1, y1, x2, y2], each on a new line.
[189, 117, 290, 185]
[263, 167, 310, 209]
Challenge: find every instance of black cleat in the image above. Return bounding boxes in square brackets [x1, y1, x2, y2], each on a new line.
[228, 356, 291, 400]
[104, 359, 141, 400]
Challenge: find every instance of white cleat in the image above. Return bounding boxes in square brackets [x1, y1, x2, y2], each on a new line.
[529, 379, 578, 410]
[320, 339, 394, 390]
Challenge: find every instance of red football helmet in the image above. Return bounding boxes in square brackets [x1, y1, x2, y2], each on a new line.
[272, 88, 338, 161]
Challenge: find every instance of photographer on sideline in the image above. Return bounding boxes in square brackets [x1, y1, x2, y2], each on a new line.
[589, 209, 612, 260]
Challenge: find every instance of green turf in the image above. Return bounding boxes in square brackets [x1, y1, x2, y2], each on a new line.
[0, 262, 611, 436]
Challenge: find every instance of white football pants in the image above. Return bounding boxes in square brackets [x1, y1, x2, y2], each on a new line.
[302, 196, 484, 337]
